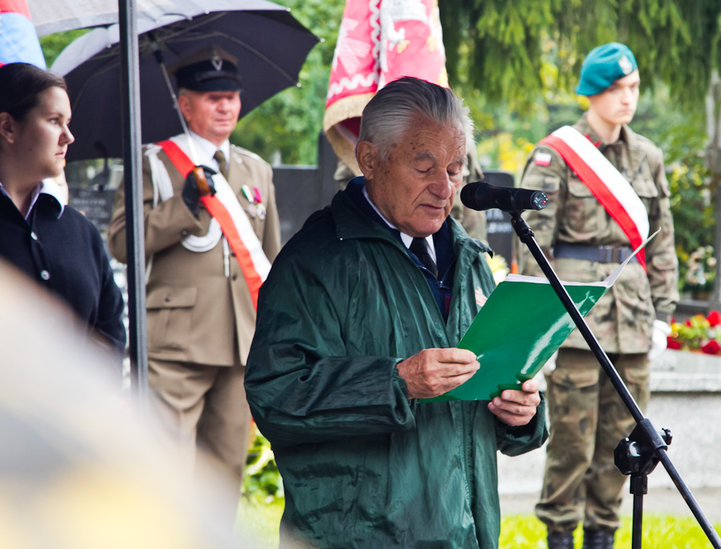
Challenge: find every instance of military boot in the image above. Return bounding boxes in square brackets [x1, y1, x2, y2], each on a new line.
[581, 528, 614, 549]
[547, 531, 574, 549]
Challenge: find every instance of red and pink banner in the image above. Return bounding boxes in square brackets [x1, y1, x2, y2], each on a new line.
[0, 0, 46, 68]
[323, 0, 447, 173]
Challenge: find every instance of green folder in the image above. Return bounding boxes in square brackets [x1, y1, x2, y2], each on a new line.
[433, 275, 606, 401]
[425, 233, 655, 402]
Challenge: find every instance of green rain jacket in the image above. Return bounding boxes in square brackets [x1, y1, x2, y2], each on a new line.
[245, 180, 548, 548]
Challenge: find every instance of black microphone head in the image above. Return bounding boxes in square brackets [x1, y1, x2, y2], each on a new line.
[460, 180, 548, 212]
[529, 191, 548, 210]
[459, 181, 479, 206]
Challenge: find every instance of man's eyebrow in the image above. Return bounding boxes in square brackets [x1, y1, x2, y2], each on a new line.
[413, 151, 437, 161]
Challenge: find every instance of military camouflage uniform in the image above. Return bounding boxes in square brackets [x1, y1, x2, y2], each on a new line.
[452, 144, 487, 242]
[518, 114, 678, 533]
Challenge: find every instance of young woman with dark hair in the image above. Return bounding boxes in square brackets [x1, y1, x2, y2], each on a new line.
[0, 62, 126, 358]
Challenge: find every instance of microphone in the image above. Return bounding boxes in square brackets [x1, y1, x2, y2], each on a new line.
[460, 180, 548, 212]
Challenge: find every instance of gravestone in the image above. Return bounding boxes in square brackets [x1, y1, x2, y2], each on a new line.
[482, 170, 515, 267]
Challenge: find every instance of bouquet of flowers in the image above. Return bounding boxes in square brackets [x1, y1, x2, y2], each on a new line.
[667, 310, 721, 354]
[682, 245, 716, 295]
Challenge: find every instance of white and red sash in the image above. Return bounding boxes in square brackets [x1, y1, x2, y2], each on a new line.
[539, 125, 650, 270]
[158, 138, 270, 308]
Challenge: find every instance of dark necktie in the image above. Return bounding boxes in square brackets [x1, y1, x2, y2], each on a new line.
[410, 237, 437, 277]
[213, 149, 228, 178]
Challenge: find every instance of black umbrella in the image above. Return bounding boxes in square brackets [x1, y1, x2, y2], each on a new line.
[50, 0, 319, 161]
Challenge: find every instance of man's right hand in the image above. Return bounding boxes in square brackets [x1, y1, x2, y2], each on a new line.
[182, 165, 217, 217]
[397, 348, 479, 399]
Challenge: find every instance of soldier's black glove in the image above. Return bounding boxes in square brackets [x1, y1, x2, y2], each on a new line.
[182, 165, 217, 217]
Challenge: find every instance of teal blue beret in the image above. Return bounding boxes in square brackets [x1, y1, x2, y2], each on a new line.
[575, 42, 638, 96]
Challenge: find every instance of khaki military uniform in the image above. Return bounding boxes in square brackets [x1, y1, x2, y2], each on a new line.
[518, 115, 678, 533]
[108, 137, 281, 492]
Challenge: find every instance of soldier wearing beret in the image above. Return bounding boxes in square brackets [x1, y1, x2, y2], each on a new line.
[108, 46, 281, 505]
[518, 43, 678, 549]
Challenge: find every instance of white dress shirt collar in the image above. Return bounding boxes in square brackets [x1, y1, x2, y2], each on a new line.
[0, 179, 65, 219]
[361, 183, 436, 261]
[187, 130, 230, 173]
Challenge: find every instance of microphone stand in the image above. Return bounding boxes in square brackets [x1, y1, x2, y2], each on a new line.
[510, 211, 721, 549]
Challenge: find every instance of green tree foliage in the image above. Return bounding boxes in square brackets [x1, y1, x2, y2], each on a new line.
[631, 88, 714, 267]
[231, 0, 346, 165]
[40, 29, 88, 67]
[440, 0, 720, 110]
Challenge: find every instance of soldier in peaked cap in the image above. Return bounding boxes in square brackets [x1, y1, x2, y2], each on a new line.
[518, 43, 678, 549]
[108, 44, 281, 514]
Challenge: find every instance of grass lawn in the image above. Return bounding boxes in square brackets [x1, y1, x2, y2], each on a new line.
[236, 496, 284, 548]
[500, 514, 720, 548]
[236, 498, 721, 548]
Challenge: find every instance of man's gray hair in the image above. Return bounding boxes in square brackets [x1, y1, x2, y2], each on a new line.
[357, 76, 473, 160]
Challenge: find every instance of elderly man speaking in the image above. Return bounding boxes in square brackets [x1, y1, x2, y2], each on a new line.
[245, 77, 548, 548]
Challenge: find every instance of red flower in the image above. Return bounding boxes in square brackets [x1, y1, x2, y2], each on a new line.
[701, 340, 721, 355]
[666, 337, 682, 350]
[685, 319, 692, 326]
[708, 310, 721, 327]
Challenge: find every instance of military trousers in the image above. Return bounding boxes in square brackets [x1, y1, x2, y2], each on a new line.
[148, 355, 252, 495]
[536, 348, 650, 533]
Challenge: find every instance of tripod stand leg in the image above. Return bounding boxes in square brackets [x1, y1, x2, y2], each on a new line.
[630, 474, 647, 549]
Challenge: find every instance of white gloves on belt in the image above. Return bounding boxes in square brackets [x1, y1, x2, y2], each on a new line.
[648, 319, 671, 361]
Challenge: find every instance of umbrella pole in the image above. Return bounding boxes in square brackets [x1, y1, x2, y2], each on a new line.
[119, 0, 149, 409]
[150, 36, 202, 163]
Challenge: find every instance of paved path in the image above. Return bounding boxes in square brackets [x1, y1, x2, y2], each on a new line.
[500, 486, 721, 523]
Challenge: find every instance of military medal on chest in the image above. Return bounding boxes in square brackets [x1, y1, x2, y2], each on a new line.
[242, 184, 266, 220]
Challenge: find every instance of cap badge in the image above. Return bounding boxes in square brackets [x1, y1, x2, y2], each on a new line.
[618, 54, 633, 75]
[211, 55, 223, 72]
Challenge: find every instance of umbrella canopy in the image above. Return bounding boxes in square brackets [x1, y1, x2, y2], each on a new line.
[51, 0, 319, 161]
[28, 0, 259, 37]
[28, 0, 171, 37]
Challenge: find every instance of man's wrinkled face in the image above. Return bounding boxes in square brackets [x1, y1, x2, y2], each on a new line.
[588, 70, 640, 127]
[358, 115, 466, 238]
[178, 90, 241, 146]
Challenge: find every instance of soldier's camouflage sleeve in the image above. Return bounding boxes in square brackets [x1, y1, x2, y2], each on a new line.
[517, 145, 567, 277]
[643, 143, 679, 321]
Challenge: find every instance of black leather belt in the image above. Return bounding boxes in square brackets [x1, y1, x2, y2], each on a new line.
[553, 244, 638, 264]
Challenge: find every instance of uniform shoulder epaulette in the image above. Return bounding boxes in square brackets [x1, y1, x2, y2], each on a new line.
[143, 142, 162, 156]
[230, 144, 265, 163]
[625, 128, 664, 168]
